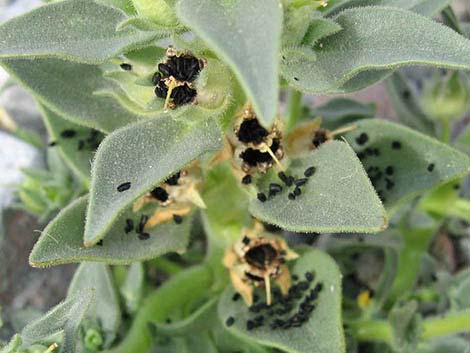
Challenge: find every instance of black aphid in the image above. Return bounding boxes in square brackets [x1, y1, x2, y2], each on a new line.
[355, 133, 369, 145]
[305, 272, 314, 282]
[151, 187, 169, 202]
[173, 214, 183, 224]
[96, 239, 104, 246]
[257, 192, 267, 202]
[269, 183, 283, 196]
[304, 166, 316, 177]
[294, 77, 299, 81]
[48, 141, 57, 147]
[294, 178, 308, 187]
[226, 317, 235, 327]
[242, 236, 250, 245]
[232, 292, 241, 301]
[242, 175, 252, 185]
[246, 320, 255, 330]
[171, 84, 197, 105]
[155, 81, 168, 98]
[245, 243, 278, 269]
[137, 215, 149, 233]
[124, 219, 134, 233]
[385, 166, 394, 175]
[237, 118, 269, 144]
[402, 90, 411, 99]
[166, 172, 181, 186]
[120, 63, 132, 71]
[293, 187, 301, 196]
[278, 171, 291, 186]
[138, 232, 150, 240]
[288, 193, 296, 201]
[152, 72, 162, 86]
[158, 63, 171, 77]
[392, 141, 402, 150]
[117, 182, 131, 192]
[60, 129, 77, 138]
[240, 140, 281, 167]
[312, 129, 328, 148]
[427, 163, 435, 172]
[166, 54, 203, 82]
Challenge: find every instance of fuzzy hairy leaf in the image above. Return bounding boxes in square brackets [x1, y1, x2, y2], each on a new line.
[67, 263, 121, 347]
[40, 105, 102, 181]
[0, 0, 159, 63]
[302, 17, 342, 47]
[218, 249, 345, 353]
[344, 120, 470, 211]
[120, 262, 144, 313]
[250, 141, 387, 233]
[326, 0, 451, 17]
[85, 117, 223, 245]
[176, 0, 282, 127]
[0, 58, 143, 132]
[20, 289, 93, 353]
[30, 196, 192, 266]
[282, 7, 470, 94]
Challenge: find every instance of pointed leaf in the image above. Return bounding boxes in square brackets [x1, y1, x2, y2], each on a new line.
[250, 141, 387, 233]
[120, 262, 144, 313]
[20, 289, 94, 353]
[0, 58, 143, 132]
[218, 249, 345, 353]
[67, 263, 121, 347]
[344, 119, 470, 211]
[176, 0, 282, 126]
[282, 7, 470, 94]
[312, 98, 375, 130]
[85, 117, 222, 245]
[29, 196, 192, 266]
[40, 105, 104, 181]
[0, 0, 159, 63]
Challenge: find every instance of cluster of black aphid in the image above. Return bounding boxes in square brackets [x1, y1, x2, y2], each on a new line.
[236, 117, 283, 176]
[49, 128, 103, 152]
[150, 171, 181, 203]
[256, 166, 316, 203]
[152, 52, 204, 107]
[354, 132, 435, 203]
[226, 271, 324, 331]
[124, 214, 150, 240]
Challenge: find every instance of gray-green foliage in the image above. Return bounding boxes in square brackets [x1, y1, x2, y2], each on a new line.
[250, 141, 387, 233]
[218, 249, 344, 353]
[30, 196, 192, 266]
[176, 0, 282, 126]
[344, 120, 470, 211]
[282, 7, 470, 94]
[85, 116, 222, 245]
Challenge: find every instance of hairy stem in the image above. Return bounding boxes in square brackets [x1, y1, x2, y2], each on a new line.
[285, 89, 303, 131]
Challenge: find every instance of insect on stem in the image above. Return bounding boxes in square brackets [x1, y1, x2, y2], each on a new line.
[44, 343, 59, 353]
[264, 273, 272, 306]
[331, 124, 358, 137]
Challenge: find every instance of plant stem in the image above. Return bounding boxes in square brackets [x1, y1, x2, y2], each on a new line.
[422, 312, 470, 339]
[440, 120, 451, 143]
[151, 257, 184, 275]
[108, 265, 212, 353]
[285, 89, 303, 131]
[349, 312, 470, 345]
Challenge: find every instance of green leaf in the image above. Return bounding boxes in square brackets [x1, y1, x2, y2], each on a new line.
[344, 119, 470, 211]
[29, 196, 192, 266]
[96, 0, 136, 14]
[67, 263, 121, 347]
[120, 262, 145, 313]
[0, 0, 160, 63]
[40, 105, 103, 181]
[0, 58, 143, 132]
[326, 0, 451, 17]
[152, 297, 218, 335]
[249, 141, 388, 233]
[312, 98, 376, 130]
[302, 17, 342, 46]
[282, 7, 470, 94]
[385, 71, 436, 136]
[176, 0, 282, 126]
[132, 0, 181, 29]
[20, 289, 94, 352]
[85, 116, 223, 245]
[218, 249, 345, 353]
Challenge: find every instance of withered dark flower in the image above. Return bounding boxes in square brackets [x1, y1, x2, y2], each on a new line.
[223, 223, 298, 306]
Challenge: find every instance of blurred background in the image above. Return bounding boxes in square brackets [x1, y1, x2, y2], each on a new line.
[0, 0, 469, 342]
